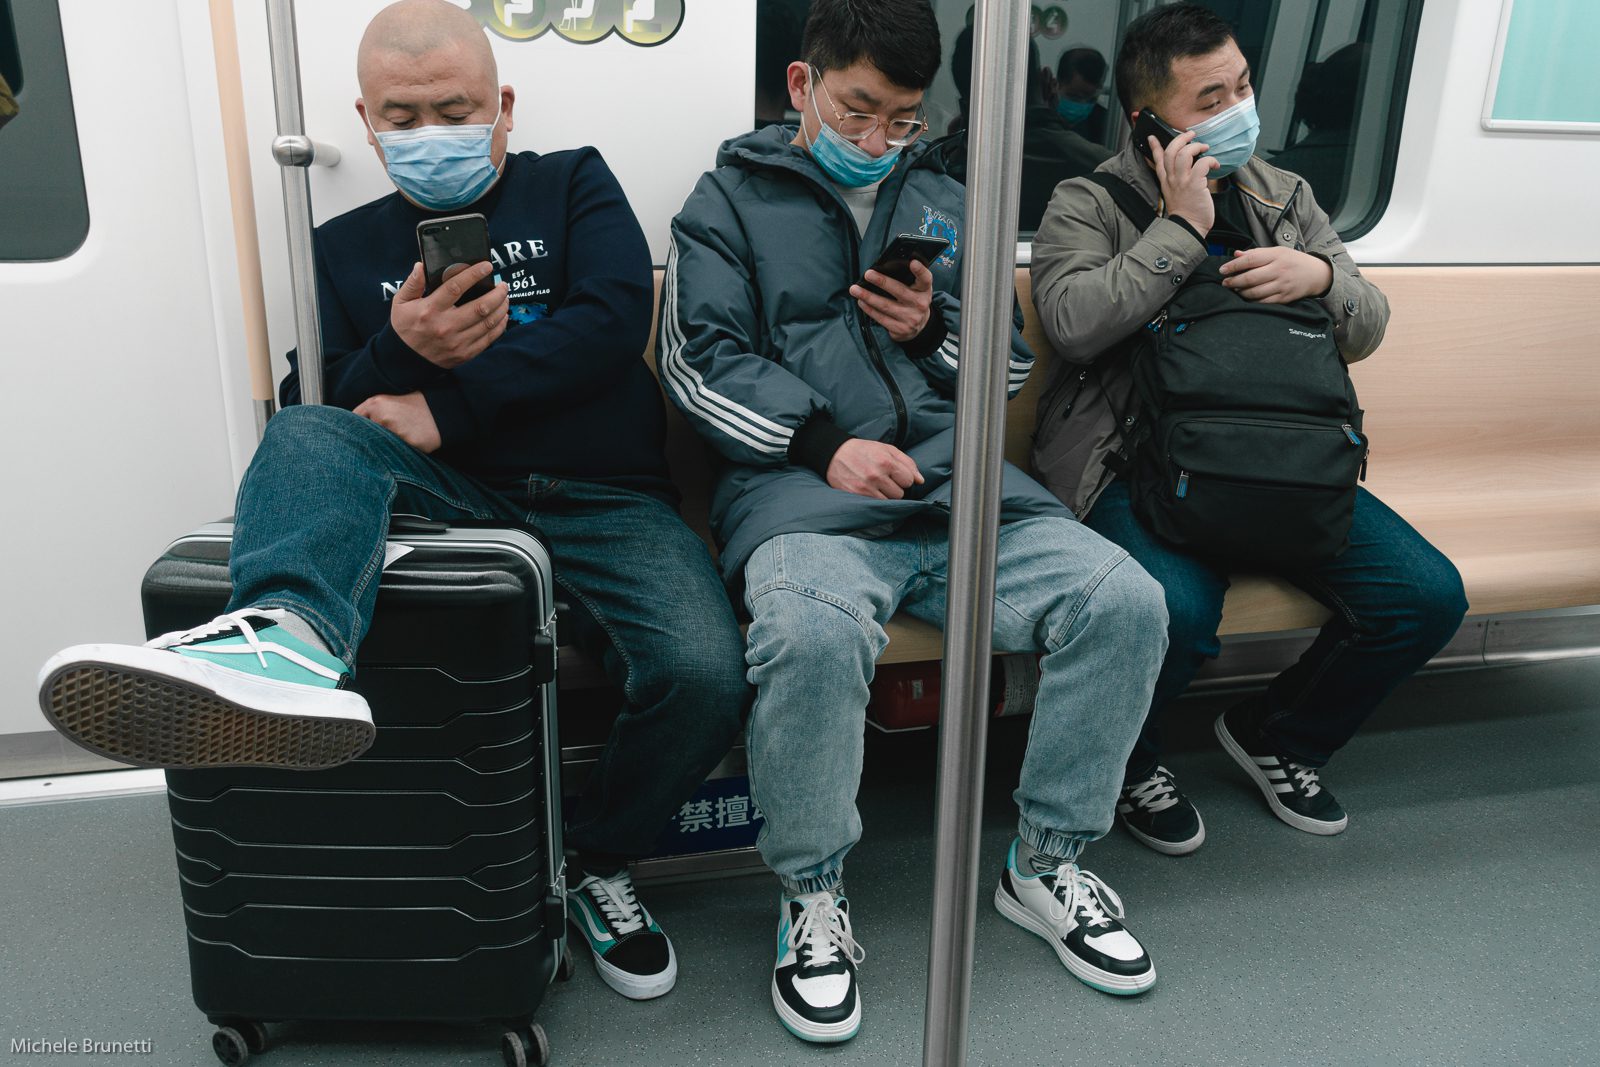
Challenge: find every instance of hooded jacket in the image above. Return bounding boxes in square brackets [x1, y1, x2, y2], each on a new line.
[661, 125, 1070, 587]
[1029, 146, 1390, 517]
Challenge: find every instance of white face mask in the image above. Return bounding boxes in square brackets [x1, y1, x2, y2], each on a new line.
[1187, 95, 1259, 179]
[368, 103, 504, 210]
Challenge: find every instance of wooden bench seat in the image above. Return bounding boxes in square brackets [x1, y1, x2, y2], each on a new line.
[569, 264, 1600, 680]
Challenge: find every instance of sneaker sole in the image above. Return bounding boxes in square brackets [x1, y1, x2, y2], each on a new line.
[993, 882, 1155, 996]
[771, 975, 861, 1043]
[1118, 810, 1206, 856]
[587, 934, 677, 1000]
[38, 646, 373, 771]
[1213, 714, 1348, 836]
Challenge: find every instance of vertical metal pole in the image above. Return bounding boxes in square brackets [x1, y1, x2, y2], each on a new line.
[922, 2, 1030, 1065]
[264, 0, 324, 405]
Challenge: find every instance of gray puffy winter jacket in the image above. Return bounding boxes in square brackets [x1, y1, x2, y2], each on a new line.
[661, 125, 1070, 586]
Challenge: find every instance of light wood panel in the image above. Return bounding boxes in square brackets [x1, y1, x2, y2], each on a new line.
[642, 265, 1600, 664]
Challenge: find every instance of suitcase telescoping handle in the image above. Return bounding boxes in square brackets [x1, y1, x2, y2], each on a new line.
[264, 0, 342, 407]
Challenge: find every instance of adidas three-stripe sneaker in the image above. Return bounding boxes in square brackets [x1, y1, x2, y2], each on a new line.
[1118, 765, 1206, 856]
[772, 891, 864, 1043]
[37, 609, 373, 770]
[567, 868, 677, 1000]
[994, 838, 1156, 996]
[1215, 702, 1348, 835]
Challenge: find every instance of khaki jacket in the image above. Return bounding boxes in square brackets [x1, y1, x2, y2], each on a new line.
[1029, 146, 1389, 517]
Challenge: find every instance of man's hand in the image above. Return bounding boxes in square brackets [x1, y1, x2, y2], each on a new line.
[389, 261, 509, 369]
[850, 259, 934, 344]
[354, 392, 442, 453]
[826, 439, 924, 500]
[1220, 247, 1334, 304]
[1149, 128, 1217, 235]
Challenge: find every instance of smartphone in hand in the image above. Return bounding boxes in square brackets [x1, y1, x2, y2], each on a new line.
[1131, 108, 1183, 161]
[861, 234, 951, 298]
[417, 213, 495, 306]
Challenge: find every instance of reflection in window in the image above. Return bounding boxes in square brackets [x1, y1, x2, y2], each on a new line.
[1267, 43, 1368, 218]
[0, 0, 90, 260]
[753, 0, 1418, 242]
[0, 0, 19, 132]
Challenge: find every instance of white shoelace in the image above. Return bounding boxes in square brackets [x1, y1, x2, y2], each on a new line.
[1125, 767, 1181, 813]
[587, 874, 645, 937]
[1288, 762, 1323, 797]
[789, 895, 866, 969]
[1049, 865, 1125, 932]
[146, 609, 341, 681]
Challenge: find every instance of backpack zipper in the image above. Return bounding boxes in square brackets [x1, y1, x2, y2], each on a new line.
[1342, 422, 1369, 480]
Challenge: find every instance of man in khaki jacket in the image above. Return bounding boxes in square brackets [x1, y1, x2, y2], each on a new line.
[1030, 3, 1466, 856]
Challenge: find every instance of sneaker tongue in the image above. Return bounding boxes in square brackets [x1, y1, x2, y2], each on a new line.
[799, 957, 848, 976]
[1027, 853, 1058, 876]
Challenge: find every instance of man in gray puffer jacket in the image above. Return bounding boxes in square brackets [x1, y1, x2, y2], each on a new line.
[1031, 5, 1465, 859]
[663, 0, 1169, 1044]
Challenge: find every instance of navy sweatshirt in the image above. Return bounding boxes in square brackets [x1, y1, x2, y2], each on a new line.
[280, 148, 672, 501]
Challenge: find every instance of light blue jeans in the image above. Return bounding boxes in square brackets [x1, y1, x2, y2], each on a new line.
[742, 515, 1168, 894]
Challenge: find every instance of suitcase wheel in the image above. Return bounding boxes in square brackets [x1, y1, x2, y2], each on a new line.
[557, 943, 577, 983]
[501, 1023, 551, 1067]
[210, 1020, 267, 1064]
[211, 1026, 250, 1066]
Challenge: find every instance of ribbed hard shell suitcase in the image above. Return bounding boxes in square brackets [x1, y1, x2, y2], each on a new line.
[142, 519, 569, 1066]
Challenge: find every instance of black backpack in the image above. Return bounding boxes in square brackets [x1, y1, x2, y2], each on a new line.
[1090, 173, 1369, 569]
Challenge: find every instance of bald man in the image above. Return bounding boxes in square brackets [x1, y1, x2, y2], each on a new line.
[39, 0, 749, 1002]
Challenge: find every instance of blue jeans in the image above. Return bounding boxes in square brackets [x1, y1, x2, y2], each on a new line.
[226, 405, 751, 860]
[741, 514, 1168, 895]
[1084, 479, 1468, 778]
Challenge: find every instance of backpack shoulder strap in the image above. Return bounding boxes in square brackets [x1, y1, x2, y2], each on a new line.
[1085, 172, 1159, 234]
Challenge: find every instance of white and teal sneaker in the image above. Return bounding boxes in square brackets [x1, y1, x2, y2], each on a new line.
[37, 609, 373, 771]
[994, 839, 1156, 996]
[567, 869, 677, 1000]
[772, 891, 864, 1044]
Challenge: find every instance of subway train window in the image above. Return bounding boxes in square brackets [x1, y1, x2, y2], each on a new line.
[0, 0, 89, 261]
[752, 0, 1422, 240]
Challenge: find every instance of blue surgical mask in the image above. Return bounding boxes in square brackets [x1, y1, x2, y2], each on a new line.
[1188, 95, 1259, 179]
[1056, 97, 1095, 126]
[370, 104, 503, 211]
[804, 76, 901, 188]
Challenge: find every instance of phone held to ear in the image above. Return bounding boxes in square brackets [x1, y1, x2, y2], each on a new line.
[861, 233, 951, 298]
[1132, 108, 1182, 160]
[416, 213, 495, 306]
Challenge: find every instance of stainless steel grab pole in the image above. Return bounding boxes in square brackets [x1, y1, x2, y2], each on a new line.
[264, 0, 327, 406]
[921, 1, 1031, 1064]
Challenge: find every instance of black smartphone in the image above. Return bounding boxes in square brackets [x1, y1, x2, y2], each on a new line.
[1132, 107, 1183, 160]
[861, 233, 951, 297]
[416, 213, 495, 306]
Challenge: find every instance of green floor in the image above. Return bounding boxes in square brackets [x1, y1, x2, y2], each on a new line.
[2, 659, 1597, 1066]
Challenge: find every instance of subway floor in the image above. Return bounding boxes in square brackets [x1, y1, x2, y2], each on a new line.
[2, 658, 1597, 1067]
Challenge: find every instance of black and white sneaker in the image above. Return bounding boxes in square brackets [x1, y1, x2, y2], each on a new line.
[1118, 765, 1206, 856]
[994, 839, 1155, 995]
[1215, 702, 1348, 835]
[772, 891, 864, 1043]
[567, 869, 677, 1000]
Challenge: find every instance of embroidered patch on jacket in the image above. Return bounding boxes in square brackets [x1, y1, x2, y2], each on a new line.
[920, 206, 960, 268]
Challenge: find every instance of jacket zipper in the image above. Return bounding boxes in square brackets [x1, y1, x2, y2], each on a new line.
[847, 219, 909, 446]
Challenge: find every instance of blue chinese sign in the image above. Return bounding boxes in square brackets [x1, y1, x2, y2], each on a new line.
[647, 774, 764, 858]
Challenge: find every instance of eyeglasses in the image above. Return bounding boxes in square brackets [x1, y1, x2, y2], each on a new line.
[810, 67, 929, 148]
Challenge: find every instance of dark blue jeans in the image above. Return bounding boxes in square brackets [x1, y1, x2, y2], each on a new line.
[1085, 478, 1467, 777]
[226, 405, 751, 860]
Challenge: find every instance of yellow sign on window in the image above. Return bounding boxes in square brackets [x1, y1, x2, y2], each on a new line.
[471, 0, 686, 47]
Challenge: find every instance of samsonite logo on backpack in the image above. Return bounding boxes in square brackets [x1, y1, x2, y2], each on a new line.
[1111, 255, 1369, 569]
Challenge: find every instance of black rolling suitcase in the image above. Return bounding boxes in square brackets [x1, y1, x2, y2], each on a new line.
[143, 518, 571, 1066]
